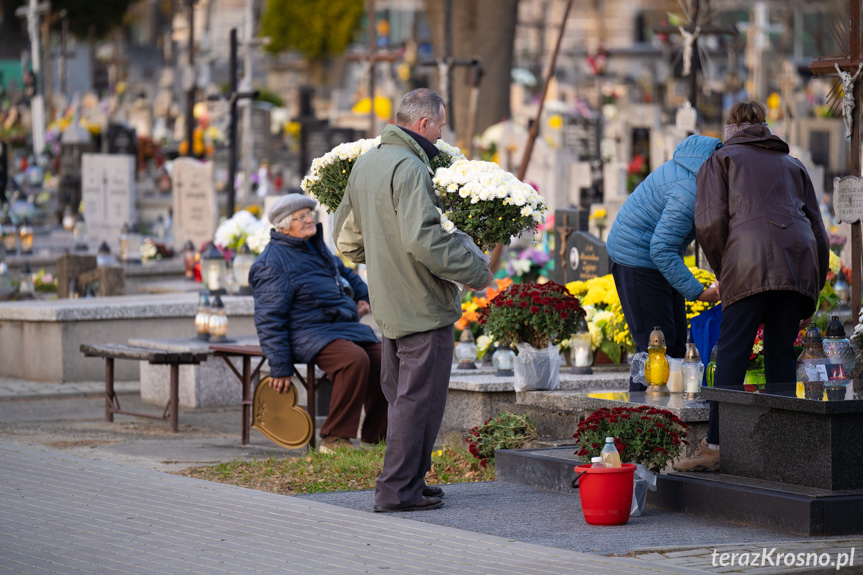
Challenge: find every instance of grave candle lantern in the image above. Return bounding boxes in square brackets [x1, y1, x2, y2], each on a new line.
[18, 219, 33, 255]
[201, 242, 226, 292]
[208, 294, 229, 343]
[232, 243, 256, 294]
[195, 290, 211, 340]
[645, 326, 670, 395]
[492, 345, 515, 377]
[2, 219, 17, 253]
[73, 215, 88, 251]
[823, 315, 856, 376]
[183, 241, 197, 280]
[571, 318, 593, 375]
[455, 329, 478, 369]
[118, 223, 130, 261]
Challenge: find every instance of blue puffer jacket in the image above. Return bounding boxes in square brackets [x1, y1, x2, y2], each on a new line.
[606, 135, 723, 300]
[249, 224, 378, 378]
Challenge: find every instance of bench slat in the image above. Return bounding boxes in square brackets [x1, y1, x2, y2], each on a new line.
[80, 343, 207, 364]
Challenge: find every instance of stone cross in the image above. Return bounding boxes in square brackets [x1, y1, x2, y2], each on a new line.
[344, 0, 401, 137]
[809, 0, 863, 322]
[14, 0, 50, 156]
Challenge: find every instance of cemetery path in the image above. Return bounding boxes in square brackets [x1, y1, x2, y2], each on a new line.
[3, 382, 863, 574]
[0, 442, 711, 575]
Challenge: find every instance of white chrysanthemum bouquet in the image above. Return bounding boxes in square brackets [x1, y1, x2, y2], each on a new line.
[301, 137, 466, 213]
[433, 160, 547, 251]
[214, 210, 269, 256]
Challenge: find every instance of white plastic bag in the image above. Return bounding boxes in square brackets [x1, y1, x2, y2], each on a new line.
[630, 463, 658, 517]
[630, 351, 648, 385]
[513, 342, 561, 392]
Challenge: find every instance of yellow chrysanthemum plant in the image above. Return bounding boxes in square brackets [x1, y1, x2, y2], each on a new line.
[686, 266, 718, 323]
[566, 275, 634, 364]
[565, 268, 719, 365]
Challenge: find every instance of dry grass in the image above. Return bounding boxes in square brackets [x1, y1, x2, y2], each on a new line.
[177, 443, 495, 495]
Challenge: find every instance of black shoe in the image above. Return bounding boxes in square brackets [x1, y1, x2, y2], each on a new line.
[422, 485, 444, 497]
[373, 497, 443, 513]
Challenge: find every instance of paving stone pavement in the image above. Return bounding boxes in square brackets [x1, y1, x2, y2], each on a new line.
[0, 378, 138, 401]
[0, 442, 712, 575]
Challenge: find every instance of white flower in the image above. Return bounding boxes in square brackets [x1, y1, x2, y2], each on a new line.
[246, 224, 272, 255]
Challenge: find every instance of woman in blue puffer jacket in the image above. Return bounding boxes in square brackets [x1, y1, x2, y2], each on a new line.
[249, 194, 387, 452]
[606, 135, 722, 391]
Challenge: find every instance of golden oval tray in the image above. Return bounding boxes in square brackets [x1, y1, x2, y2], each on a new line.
[252, 376, 314, 449]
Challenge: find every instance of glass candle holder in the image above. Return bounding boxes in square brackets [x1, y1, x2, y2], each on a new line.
[682, 361, 704, 398]
[492, 346, 515, 377]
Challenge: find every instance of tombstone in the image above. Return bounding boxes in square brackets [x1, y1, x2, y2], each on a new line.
[793, 117, 846, 175]
[58, 124, 93, 213]
[172, 158, 217, 251]
[56, 253, 97, 299]
[81, 154, 137, 246]
[77, 266, 125, 297]
[560, 231, 610, 284]
[106, 123, 138, 158]
[551, 210, 590, 284]
[300, 122, 364, 177]
[562, 116, 601, 161]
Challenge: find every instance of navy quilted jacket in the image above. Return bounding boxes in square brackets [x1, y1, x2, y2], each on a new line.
[606, 135, 722, 300]
[249, 225, 378, 378]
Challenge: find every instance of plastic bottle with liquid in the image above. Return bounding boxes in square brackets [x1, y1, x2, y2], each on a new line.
[590, 456, 604, 468]
[600, 436, 621, 468]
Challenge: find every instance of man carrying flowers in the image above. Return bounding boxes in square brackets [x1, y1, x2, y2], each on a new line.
[333, 88, 492, 513]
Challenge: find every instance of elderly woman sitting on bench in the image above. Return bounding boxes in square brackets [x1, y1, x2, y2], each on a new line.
[249, 194, 387, 453]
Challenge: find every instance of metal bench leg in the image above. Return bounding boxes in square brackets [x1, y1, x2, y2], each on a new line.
[242, 356, 251, 445]
[169, 364, 179, 432]
[105, 358, 115, 423]
[307, 363, 316, 449]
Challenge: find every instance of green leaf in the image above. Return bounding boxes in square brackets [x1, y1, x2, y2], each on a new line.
[599, 340, 621, 364]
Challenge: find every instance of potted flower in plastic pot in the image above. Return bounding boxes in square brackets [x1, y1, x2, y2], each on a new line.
[477, 281, 584, 391]
[574, 406, 690, 515]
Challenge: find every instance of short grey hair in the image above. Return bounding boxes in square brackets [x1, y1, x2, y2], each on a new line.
[396, 88, 445, 127]
[274, 213, 292, 232]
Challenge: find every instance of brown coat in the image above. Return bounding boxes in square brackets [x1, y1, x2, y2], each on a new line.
[695, 125, 829, 317]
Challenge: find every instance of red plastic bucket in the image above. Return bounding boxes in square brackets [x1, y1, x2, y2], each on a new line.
[571, 463, 635, 525]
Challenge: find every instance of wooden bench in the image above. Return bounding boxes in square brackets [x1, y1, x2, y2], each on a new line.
[80, 343, 209, 432]
[208, 344, 321, 448]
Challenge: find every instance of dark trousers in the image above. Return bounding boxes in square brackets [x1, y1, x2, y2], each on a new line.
[314, 339, 388, 444]
[375, 325, 453, 507]
[612, 262, 687, 391]
[707, 291, 809, 444]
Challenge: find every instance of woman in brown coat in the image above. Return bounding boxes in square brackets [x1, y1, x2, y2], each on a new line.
[675, 101, 829, 471]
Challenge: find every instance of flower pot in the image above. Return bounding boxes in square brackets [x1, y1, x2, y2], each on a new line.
[571, 463, 635, 526]
[513, 342, 561, 392]
[743, 369, 766, 393]
[593, 348, 627, 365]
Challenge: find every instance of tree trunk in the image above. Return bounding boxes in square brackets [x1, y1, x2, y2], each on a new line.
[424, 0, 519, 151]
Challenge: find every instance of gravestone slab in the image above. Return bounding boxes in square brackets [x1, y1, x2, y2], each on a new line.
[704, 385, 863, 491]
[81, 153, 137, 246]
[106, 123, 138, 157]
[562, 231, 610, 283]
[78, 266, 125, 297]
[834, 176, 863, 224]
[172, 159, 216, 250]
[56, 253, 97, 298]
[59, 141, 93, 211]
[552, 209, 590, 284]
